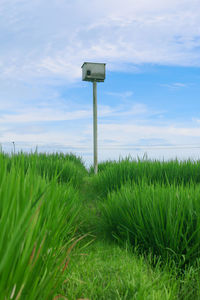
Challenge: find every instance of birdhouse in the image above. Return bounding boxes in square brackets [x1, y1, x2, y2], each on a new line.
[82, 62, 106, 82]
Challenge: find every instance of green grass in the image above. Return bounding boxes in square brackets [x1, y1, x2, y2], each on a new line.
[62, 241, 181, 300]
[1, 152, 200, 299]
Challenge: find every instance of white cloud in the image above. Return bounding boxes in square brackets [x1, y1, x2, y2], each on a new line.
[2, 118, 200, 150]
[0, 0, 200, 82]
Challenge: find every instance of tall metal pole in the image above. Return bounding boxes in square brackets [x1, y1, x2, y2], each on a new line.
[93, 81, 98, 174]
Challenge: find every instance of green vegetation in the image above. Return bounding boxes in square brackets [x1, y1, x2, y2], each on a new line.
[90, 158, 200, 196]
[98, 182, 200, 266]
[5, 152, 87, 188]
[0, 153, 83, 299]
[1, 153, 200, 299]
[63, 241, 180, 300]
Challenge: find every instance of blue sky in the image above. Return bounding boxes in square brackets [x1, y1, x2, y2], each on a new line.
[0, 0, 200, 165]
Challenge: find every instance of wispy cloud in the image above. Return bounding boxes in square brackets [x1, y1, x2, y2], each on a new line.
[0, 101, 165, 147]
[105, 91, 133, 98]
[192, 118, 200, 124]
[0, 107, 92, 124]
[0, 102, 152, 124]
[160, 82, 188, 89]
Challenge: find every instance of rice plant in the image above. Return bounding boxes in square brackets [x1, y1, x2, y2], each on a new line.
[0, 153, 83, 299]
[91, 157, 200, 197]
[4, 151, 88, 188]
[98, 181, 200, 266]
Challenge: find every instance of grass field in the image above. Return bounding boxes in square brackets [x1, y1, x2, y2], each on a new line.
[1, 152, 200, 299]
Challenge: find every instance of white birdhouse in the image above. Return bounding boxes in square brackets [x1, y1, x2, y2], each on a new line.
[82, 62, 106, 82]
